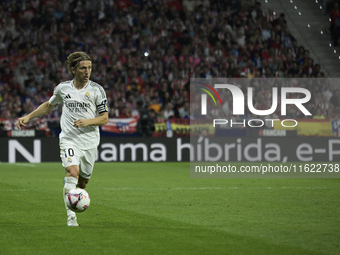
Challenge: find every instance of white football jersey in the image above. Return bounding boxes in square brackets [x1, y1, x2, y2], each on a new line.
[49, 80, 108, 150]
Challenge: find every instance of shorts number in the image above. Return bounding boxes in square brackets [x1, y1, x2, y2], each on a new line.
[64, 148, 75, 157]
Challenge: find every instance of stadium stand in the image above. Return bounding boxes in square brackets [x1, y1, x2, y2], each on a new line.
[0, 0, 339, 137]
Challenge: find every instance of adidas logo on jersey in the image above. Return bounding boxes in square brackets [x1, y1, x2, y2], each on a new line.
[65, 94, 71, 99]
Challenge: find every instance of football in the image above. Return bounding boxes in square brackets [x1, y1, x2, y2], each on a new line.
[66, 188, 90, 213]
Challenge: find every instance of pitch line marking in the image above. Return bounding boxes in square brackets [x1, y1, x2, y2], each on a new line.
[103, 187, 332, 190]
[12, 163, 36, 167]
[0, 187, 333, 192]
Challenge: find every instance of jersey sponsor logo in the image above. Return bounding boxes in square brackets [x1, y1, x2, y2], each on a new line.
[84, 92, 90, 100]
[65, 94, 71, 99]
[65, 101, 91, 113]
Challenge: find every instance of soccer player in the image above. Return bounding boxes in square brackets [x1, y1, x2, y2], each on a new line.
[16, 52, 108, 226]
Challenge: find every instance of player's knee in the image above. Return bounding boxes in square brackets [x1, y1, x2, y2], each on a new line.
[65, 165, 79, 178]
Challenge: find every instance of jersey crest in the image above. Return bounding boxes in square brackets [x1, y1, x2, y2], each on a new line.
[84, 92, 90, 100]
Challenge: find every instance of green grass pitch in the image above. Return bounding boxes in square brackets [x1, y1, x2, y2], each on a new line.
[0, 162, 339, 255]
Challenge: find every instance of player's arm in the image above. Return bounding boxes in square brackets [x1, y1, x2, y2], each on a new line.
[17, 101, 56, 129]
[73, 112, 108, 128]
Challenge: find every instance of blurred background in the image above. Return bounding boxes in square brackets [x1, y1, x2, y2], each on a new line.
[0, 0, 340, 139]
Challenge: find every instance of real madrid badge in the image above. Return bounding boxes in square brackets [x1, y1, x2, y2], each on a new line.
[84, 92, 90, 100]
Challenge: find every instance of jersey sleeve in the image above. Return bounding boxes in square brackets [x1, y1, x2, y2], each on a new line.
[96, 85, 108, 114]
[49, 85, 62, 105]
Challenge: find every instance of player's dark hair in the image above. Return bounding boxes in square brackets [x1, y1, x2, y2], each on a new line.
[67, 52, 92, 77]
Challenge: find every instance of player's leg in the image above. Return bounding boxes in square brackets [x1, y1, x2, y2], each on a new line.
[60, 145, 81, 226]
[77, 175, 89, 189]
[62, 146, 96, 226]
[77, 147, 97, 188]
[63, 165, 80, 226]
[63, 165, 80, 205]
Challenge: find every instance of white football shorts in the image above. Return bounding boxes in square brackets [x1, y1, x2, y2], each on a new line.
[60, 142, 97, 179]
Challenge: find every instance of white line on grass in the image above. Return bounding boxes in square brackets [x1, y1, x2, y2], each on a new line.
[0, 189, 31, 191]
[0, 187, 332, 192]
[103, 187, 332, 190]
[12, 163, 36, 167]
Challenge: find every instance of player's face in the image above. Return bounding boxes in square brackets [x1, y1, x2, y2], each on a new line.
[73, 60, 92, 84]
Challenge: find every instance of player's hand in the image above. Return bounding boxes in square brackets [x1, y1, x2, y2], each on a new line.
[74, 119, 89, 128]
[16, 116, 30, 129]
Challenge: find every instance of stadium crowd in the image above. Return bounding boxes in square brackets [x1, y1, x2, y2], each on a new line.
[0, 0, 339, 133]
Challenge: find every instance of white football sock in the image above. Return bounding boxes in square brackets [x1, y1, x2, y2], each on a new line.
[63, 176, 78, 217]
